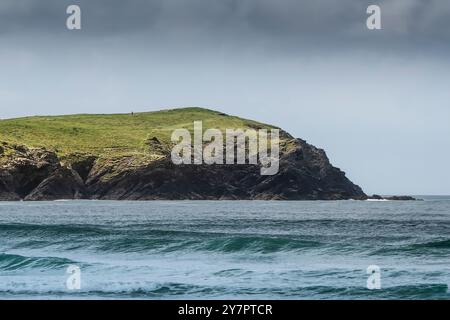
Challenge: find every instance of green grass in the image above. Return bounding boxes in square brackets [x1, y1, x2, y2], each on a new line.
[0, 107, 278, 159]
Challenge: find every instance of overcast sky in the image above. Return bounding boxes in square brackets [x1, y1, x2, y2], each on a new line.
[1, 0, 450, 195]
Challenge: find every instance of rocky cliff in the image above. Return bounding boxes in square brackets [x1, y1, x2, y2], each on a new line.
[0, 108, 366, 201]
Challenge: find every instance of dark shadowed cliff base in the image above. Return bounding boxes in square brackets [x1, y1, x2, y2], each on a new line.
[0, 108, 373, 201]
[0, 138, 366, 201]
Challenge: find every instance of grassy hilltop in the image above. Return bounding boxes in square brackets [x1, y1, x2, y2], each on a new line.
[0, 107, 277, 159]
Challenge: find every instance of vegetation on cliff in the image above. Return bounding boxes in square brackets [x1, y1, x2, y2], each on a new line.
[0, 108, 278, 159]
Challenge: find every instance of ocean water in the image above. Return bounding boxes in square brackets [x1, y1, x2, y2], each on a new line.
[0, 197, 449, 300]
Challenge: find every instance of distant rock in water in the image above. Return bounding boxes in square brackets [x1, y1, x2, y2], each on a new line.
[368, 194, 418, 201]
[0, 108, 366, 201]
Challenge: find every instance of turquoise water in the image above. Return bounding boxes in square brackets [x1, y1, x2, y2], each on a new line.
[0, 198, 449, 299]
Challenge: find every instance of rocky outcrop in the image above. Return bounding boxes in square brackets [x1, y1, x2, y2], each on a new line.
[368, 194, 418, 201]
[0, 144, 86, 200]
[0, 138, 367, 201]
[24, 167, 86, 201]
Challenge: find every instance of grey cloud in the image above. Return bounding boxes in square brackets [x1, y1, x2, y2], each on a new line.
[0, 0, 163, 35]
[1, 0, 450, 43]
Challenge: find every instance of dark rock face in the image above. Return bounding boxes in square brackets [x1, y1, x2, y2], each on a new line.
[0, 144, 87, 201]
[24, 168, 86, 201]
[0, 138, 367, 201]
[0, 172, 21, 201]
[68, 155, 97, 182]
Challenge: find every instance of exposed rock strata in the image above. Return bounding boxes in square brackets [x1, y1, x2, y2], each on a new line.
[0, 138, 367, 201]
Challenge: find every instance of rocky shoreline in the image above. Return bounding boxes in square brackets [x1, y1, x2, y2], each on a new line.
[0, 136, 366, 201]
[0, 139, 418, 201]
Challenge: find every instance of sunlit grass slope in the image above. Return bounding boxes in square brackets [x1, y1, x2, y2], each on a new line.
[0, 107, 277, 158]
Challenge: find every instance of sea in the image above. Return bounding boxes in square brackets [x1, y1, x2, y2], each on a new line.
[0, 197, 449, 300]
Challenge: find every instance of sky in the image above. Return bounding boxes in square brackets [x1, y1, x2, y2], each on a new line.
[1, 0, 450, 195]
